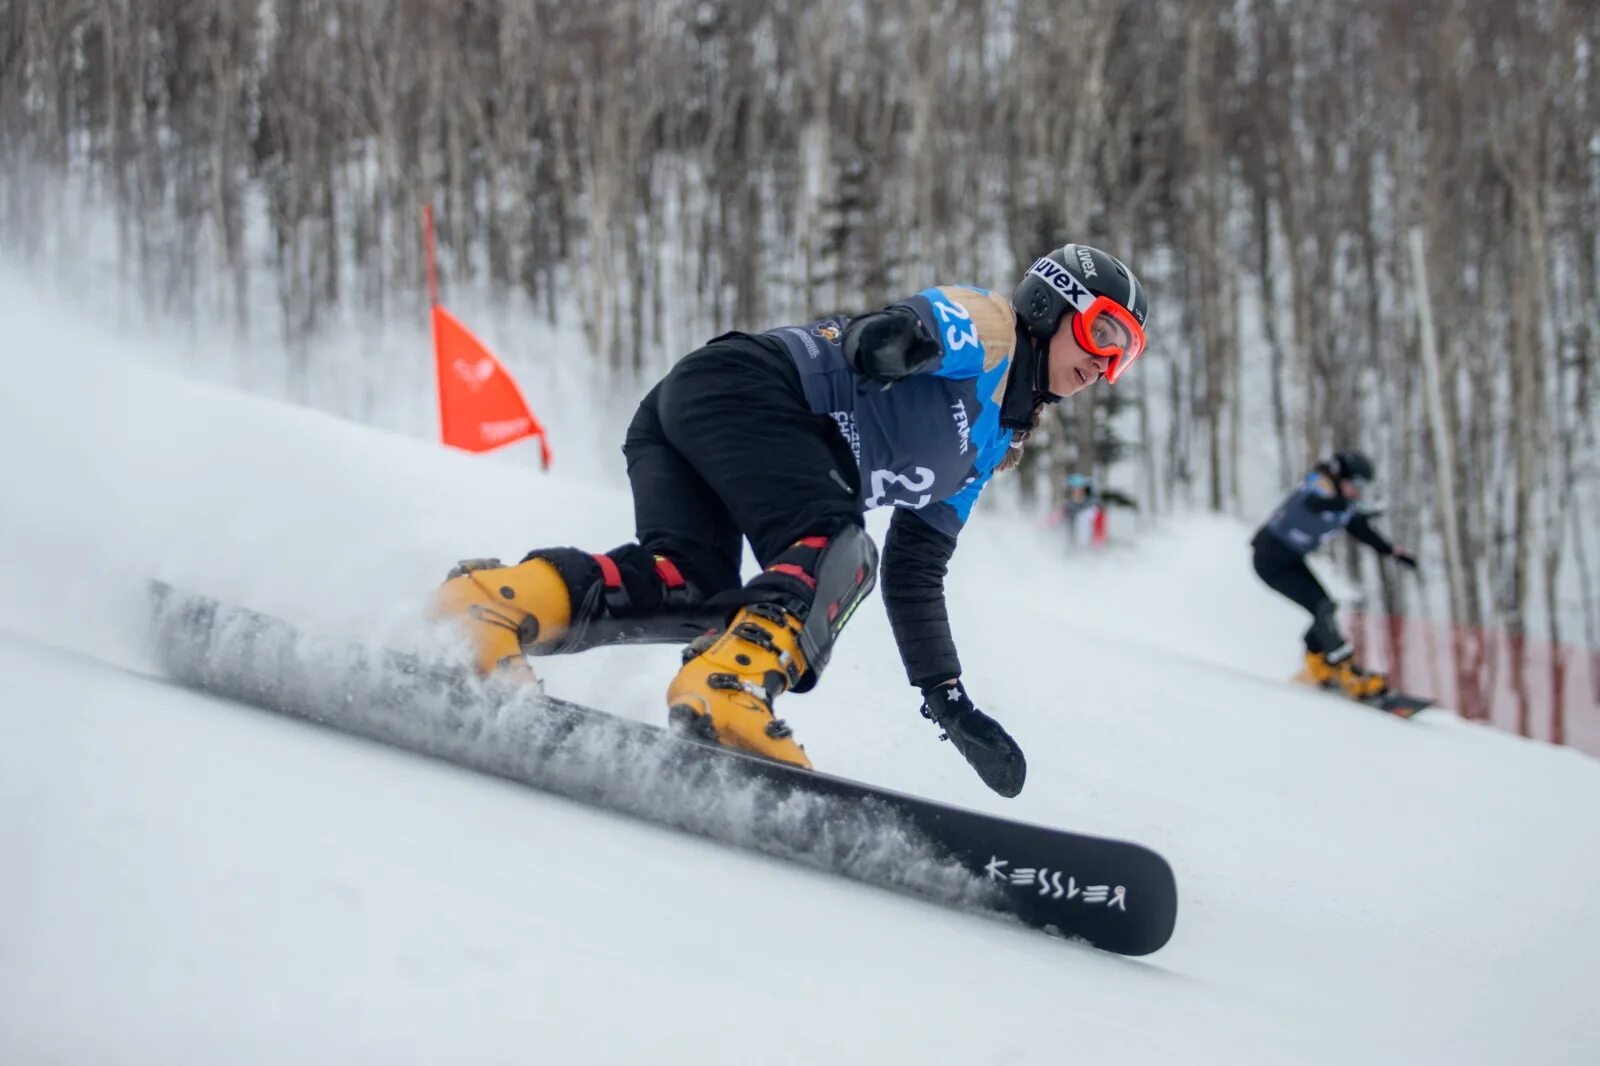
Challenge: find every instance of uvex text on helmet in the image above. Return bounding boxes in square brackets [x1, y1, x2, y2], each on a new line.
[1011, 244, 1149, 340]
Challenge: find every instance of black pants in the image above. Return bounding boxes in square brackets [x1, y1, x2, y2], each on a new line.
[623, 334, 863, 597]
[1251, 529, 1345, 654]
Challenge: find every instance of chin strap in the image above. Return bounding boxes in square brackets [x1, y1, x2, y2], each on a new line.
[1002, 327, 1061, 430]
[1033, 337, 1059, 403]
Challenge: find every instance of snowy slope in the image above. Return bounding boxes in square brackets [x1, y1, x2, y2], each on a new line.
[3, 279, 1599, 1065]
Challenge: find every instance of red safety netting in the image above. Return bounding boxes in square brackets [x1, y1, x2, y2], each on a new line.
[1346, 610, 1600, 756]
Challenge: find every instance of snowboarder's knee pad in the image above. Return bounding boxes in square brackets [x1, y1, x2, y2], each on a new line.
[738, 524, 878, 692]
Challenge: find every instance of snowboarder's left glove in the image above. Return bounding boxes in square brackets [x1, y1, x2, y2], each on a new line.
[1391, 547, 1418, 570]
[843, 307, 942, 384]
[920, 680, 1027, 798]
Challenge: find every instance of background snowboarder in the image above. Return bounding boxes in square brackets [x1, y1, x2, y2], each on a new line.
[435, 244, 1149, 797]
[1251, 451, 1417, 698]
[1047, 472, 1138, 550]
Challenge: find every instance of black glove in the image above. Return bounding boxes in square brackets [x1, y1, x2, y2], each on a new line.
[843, 308, 942, 384]
[1391, 547, 1418, 570]
[920, 679, 1026, 798]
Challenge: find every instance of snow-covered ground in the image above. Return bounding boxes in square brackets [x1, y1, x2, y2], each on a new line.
[3, 274, 1598, 1065]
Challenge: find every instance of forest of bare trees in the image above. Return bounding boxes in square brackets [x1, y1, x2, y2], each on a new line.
[3, 0, 1598, 720]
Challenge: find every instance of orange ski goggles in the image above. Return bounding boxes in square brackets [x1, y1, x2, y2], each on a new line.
[1070, 296, 1147, 385]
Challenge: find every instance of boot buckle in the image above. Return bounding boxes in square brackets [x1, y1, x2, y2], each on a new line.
[706, 672, 772, 707]
[745, 601, 792, 627]
[446, 557, 503, 579]
[732, 621, 778, 652]
[707, 672, 745, 692]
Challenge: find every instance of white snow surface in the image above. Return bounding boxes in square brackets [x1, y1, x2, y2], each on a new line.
[3, 275, 1598, 1065]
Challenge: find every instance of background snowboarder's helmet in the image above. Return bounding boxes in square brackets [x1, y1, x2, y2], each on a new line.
[1331, 450, 1375, 484]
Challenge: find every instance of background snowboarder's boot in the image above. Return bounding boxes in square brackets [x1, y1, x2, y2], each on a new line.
[1335, 658, 1389, 700]
[1316, 643, 1389, 699]
[921, 681, 1027, 797]
[1303, 649, 1339, 688]
[666, 526, 877, 769]
[1304, 644, 1389, 700]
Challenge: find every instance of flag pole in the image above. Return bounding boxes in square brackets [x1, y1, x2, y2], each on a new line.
[422, 203, 440, 309]
[423, 204, 446, 443]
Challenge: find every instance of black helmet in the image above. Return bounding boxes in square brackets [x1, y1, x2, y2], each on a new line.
[1012, 243, 1150, 383]
[1331, 450, 1375, 484]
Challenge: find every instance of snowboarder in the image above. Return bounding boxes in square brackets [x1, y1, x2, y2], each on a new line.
[1251, 451, 1418, 698]
[434, 244, 1150, 797]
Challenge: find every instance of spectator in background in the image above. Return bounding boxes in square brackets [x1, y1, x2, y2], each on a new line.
[1046, 472, 1138, 550]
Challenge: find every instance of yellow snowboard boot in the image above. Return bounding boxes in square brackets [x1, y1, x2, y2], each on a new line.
[1303, 649, 1339, 689]
[433, 557, 574, 680]
[1335, 659, 1390, 700]
[666, 601, 813, 768]
[662, 526, 878, 769]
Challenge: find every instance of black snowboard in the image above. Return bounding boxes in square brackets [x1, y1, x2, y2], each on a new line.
[147, 582, 1178, 956]
[1294, 673, 1434, 718]
[1366, 691, 1433, 718]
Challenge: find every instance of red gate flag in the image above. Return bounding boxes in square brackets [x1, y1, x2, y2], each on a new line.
[432, 304, 552, 466]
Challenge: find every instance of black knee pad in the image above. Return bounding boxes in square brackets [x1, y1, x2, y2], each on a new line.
[739, 525, 878, 692]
